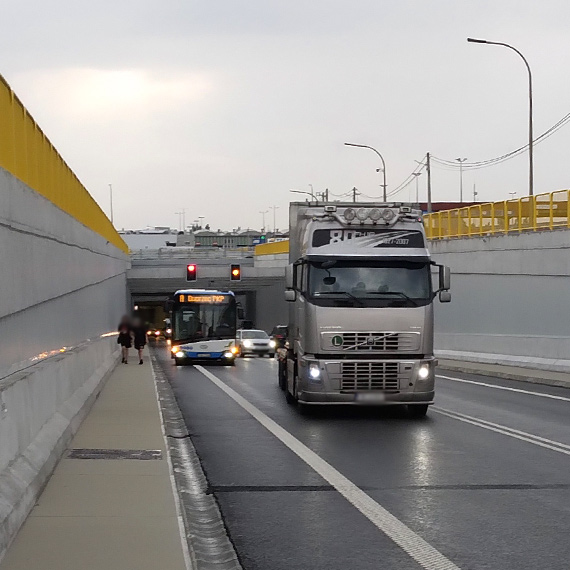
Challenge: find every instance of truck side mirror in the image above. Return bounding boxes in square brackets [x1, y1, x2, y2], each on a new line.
[439, 290, 451, 303]
[439, 266, 451, 291]
[285, 290, 296, 302]
[285, 264, 294, 289]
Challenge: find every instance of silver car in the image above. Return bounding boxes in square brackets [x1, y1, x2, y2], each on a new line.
[236, 329, 276, 357]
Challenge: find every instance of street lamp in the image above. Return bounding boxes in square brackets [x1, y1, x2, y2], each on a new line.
[467, 37, 534, 196]
[456, 158, 467, 203]
[259, 210, 268, 232]
[344, 143, 387, 201]
[411, 172, 421, 203]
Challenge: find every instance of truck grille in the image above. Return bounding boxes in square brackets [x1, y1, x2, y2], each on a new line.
[339, 332, 419, 352]
[340, 362, 400, 391]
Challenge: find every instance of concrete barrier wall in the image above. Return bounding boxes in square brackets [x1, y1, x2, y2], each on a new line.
[0, 168, 129, 560]
[431, 230, 570, 370]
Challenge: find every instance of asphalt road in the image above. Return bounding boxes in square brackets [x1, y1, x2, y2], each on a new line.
[153, 345, 570, 570]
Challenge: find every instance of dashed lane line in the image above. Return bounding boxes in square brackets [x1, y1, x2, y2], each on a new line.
[195, 365, 460, 570]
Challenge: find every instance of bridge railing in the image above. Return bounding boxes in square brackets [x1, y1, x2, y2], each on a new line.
[130, 247, 253, 260]
[424, 189, 570, 240]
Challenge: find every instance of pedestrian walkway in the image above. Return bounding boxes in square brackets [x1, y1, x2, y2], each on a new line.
[0, 349, 188, 570]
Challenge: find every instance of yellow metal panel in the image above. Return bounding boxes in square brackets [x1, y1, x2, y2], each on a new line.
[255, 241, 290, 256]
[0, 74, 127, 253]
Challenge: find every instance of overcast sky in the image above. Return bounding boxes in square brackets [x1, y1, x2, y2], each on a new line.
[2, 1, 569, 232]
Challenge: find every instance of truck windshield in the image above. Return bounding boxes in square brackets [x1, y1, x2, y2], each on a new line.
[172, 298, 236, 342]
[308, 260, 431, 307]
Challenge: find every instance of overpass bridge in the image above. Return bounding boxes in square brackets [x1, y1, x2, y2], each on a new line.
[2, 73, 570, 570]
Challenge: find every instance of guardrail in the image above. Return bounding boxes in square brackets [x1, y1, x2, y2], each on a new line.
[130, 247, 254, 260]
[424, 190, 570, 240]
[0, 74, 127, 253]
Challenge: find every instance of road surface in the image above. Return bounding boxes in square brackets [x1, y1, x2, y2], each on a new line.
[153, 345, 570, 570]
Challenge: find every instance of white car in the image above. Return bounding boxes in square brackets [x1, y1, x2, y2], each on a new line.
[236, 329, 276, 357]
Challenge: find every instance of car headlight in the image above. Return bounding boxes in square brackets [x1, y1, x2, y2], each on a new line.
[243, 340, 252, 348]
[147, 330, 152, 335]
[230, 346, 239, 354]
[155, 330, 160, 336]
[166, 328, 172, 334]
[309, 363, 321, 379]
[417, 364, 430, 380]
[175, 351, 185, 358]
[269, 340, 276, 348]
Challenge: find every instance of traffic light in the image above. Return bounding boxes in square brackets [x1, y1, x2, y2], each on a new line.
[260, 235, 267, 243]
[186, 264, 197, 281]
[230, 264, 241, 281]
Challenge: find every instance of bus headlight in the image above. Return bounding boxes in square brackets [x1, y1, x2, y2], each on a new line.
[417, 364, 430, 380]
[175, 351, 185, 358]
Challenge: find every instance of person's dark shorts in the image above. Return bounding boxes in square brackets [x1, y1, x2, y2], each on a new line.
[118, 335, 132, 348]
[135, 341, 146, 350]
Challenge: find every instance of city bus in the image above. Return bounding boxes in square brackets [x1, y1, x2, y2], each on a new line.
[168, 289, 239, 365]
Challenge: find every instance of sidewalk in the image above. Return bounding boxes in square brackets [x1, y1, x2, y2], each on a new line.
[0, 349, 188, 570]
[438, 358, 570, 388]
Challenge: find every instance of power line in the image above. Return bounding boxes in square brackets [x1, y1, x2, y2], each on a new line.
[432, 111, 570, 170]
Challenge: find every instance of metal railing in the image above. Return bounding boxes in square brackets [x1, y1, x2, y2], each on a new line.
[130, 247, 254, 260]
[424, 190, 570, 240]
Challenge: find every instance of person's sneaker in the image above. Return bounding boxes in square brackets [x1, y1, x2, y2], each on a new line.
[139, 360, 143, 365]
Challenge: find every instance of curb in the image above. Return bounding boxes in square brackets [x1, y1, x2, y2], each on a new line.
[150, 353, 242, 570]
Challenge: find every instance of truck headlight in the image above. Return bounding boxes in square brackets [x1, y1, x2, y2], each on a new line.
[309, 363, 321, 379]
[417, 364, 430, 380]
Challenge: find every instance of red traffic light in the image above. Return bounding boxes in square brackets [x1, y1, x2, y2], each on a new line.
[186, 264, 197, 281]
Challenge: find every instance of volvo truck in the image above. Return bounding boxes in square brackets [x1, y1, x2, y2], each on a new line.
[278, 202, 451, 417]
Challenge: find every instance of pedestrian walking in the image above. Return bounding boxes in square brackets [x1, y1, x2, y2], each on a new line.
[117, 315, 132, 364]
[131, 317, 147, 365]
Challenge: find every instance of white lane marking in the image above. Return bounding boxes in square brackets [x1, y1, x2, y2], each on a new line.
[195, 365, 460, 570]
[433, 407, 570, 456]
[437, 374, 570, 403]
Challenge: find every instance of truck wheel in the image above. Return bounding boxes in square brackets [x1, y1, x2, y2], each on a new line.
[409, 404, 429, 418]
[278, 361, 286, 390]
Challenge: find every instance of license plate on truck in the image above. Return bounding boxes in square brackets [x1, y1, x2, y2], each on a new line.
[355, 392, 386, 403]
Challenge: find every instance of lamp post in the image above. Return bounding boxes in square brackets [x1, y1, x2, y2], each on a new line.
[259, 210, 268, 232]
[344, 142, 387, 201]
[411, 172, 421, 204]
[456, 158, 467, 203]
[270, 205, 279, 236]
[467, 37, 534, 197]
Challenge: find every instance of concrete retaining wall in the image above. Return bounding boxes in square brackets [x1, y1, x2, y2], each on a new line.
[430, 230, 570, 369]
[0, 168, 129, 560]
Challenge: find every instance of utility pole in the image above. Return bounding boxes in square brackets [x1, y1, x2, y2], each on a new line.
[352, 187, 359, 203]
[270, 205, 279, 236]
[456, 158, 467, 203]
[426, 153, 432, 214]
[411, 173, 421, 204]
[325, 188, 329, 202]
[108, 184, 114, 224]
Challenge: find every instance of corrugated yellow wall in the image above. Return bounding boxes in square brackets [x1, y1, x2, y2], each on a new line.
[0, 74, 127, 253]
[254, 240, 290, 255]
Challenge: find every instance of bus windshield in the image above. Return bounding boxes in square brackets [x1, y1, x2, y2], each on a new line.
[172, 295, 236, 343]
